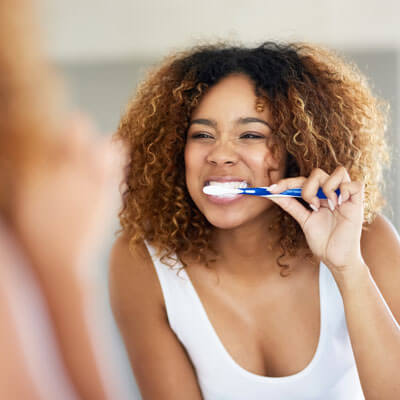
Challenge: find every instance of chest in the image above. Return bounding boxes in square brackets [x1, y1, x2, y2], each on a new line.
[185, 265, 321, 378]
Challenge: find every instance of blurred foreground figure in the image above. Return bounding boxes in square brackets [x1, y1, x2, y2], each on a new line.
[0, 0, 123, 398]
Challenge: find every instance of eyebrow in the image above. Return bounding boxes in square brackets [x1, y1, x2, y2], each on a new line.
[190, 118, 217, 128]
[237, 117, 272, 130]
[189, 117, 272, 130]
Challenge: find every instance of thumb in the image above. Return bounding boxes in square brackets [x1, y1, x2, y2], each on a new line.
[269, 196, 312, 227]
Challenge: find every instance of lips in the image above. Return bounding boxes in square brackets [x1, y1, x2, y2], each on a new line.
[203, 176, 250, 188]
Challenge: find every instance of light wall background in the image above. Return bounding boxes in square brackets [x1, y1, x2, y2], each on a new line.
[39, 1, 400, 399]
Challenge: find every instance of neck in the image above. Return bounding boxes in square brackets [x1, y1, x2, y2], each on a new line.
[212, 207, 284, 279]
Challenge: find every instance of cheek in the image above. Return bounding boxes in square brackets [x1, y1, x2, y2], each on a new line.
[244, 145, 275, 165]
[262, 151, 280, 170]
[184, 144, 204, 191]
[264, 139, 287, 172]
[184, 145, 198, 176]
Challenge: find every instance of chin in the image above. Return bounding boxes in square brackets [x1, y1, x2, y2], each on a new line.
[202, 210, 251, 230]
[206, 219, 244, 230]
[191, 192, 274, 230]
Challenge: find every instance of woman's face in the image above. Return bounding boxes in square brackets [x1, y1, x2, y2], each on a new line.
[184, 74, 287, 229]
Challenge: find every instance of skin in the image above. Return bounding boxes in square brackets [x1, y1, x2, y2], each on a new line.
[1, 0, 127, 396]
[185, 74, 290, 279]
[185, 73, 284, 228]
[0, 219, 79, 400]
[3, 117, 125, 400]
[111, 73, 400, 399]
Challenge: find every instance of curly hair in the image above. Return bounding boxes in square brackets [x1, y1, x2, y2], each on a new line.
[116, 41, 391, 276]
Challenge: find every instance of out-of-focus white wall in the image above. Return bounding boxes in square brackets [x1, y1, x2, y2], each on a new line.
[40, 0, 400, 61]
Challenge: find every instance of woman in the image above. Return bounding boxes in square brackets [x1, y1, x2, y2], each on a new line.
[110, 42, 400, 399]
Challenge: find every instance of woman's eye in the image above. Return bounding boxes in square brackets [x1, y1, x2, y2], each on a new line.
[190, 132, 214, 139]
[240, 132, 265, 139]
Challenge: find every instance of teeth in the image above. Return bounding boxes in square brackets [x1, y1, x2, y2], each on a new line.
[208, 181, 248, 189]
[204, 181, 248, 198]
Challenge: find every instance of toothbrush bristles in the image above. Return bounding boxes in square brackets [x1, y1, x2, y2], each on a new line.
[203, 186, 241, 195]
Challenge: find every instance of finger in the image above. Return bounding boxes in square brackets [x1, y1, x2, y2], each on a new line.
[59, 113, 98, 163]
[110, 135, 129, 171]
[301, 168, 330, 210]
[322, 166, 351, 209]
[268, 176, 307, 193]
[269, 171, 329, 210]
[269, 196, 312, 228]
[338, 181, 364, 206]
[98, 135, 127, 184]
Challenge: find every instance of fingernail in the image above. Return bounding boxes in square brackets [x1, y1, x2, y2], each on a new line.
[328, 198, 335, 211]
[310, 204, 319, 212]
[338, 194, 342, 206]
[267, 184, 278, 191]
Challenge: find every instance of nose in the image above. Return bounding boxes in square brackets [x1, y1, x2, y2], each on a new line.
[206, 140, 239, 166]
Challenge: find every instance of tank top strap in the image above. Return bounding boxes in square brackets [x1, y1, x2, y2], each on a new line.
[144, 240, 192, 332]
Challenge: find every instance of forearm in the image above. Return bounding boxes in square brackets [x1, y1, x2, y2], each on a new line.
[332, 263, 400, 400]
[32, 256, 109, 400]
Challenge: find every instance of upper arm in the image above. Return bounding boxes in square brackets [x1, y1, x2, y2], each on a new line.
[109, 236, 203, 400]
[361, 214, 400, 325]
[0, 225, 78, 400]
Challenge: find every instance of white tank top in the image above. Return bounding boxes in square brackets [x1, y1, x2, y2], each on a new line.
[145, 241, 365, 400]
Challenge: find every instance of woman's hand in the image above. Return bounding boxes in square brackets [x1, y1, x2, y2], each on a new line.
[12, 115, 125, 270]
[268, 166, 365, 274]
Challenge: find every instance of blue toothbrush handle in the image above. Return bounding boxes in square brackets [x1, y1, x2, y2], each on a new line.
[241, 187, 340, 199]
[279, 188, 340, 199]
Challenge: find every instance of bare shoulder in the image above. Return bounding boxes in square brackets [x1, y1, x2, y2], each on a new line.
[361, 213, 400, 268]
[109, 235, 203, 399]
[109, 235, 164, 319]
[361, 213, 400, 323]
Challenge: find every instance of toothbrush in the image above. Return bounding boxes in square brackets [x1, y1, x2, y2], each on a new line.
[203, 186, 340, 199]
